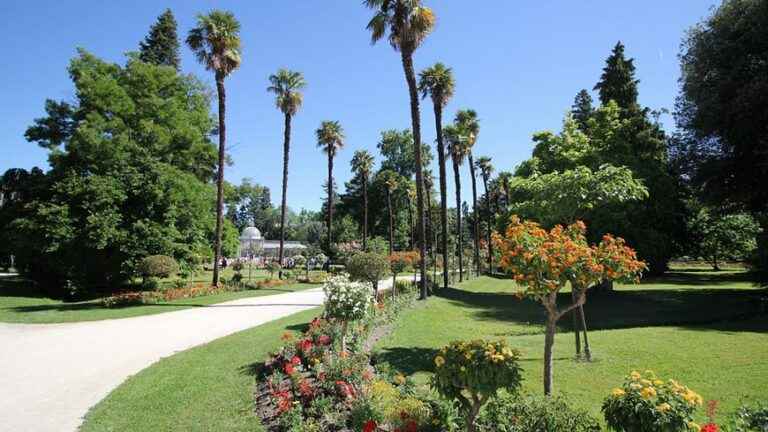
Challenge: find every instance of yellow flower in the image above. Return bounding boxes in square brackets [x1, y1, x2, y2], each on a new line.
[653, 380, 664, 386]
[630, 371, 641, 381]
[688, 421, 701, 432]
[656, 403, 671, 412]
[640, 379, 652, 387]
[394, 374, 406, 385]
[640, 387, 657, 399]
[434, 355, 445, 367]
[611, 388, 626, 397]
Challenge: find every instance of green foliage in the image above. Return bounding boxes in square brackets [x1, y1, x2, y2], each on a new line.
[572, 89, 595, 131]
[687, 208, 761, 269]
[602, 370, 702, 432]
[432, 339, 523, 430]
[377, 129, 433, 178]
[510, 164, 648, 226]
[730, 401, 768, 432]
[265, 261, 281, 279]
[676, 0, 768, 214]
[138, 9, 180, 70]
[594, 41, 640, 114]
[478, 393, 601, 432]
[14, 51, 219, 297]
[346, 252, 390, 292]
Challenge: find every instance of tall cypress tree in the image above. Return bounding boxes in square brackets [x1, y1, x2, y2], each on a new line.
[571, 89, 594, 130]
[139, 9, 181, 71]
[593, 41, 639, 114]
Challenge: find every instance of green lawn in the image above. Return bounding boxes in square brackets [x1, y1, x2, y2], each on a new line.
[75, 268, 767, 431]
[80, 308, 320, 432]
[0, 274, 318, 324]
[374, 269, 768, 422]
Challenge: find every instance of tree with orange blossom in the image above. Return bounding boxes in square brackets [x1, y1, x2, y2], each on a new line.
[494, 215, 646, 395]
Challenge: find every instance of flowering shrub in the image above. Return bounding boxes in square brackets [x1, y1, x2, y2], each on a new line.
[431, 339, 523, 432]
[477, 393, 601, 432]
[494, 215, 645, 394]
[602, 370, 703, 432]
[323, 275, 373, 323]
[101, 291, 148, 308]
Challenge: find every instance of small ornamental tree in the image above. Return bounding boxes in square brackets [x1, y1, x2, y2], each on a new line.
[602, 370, 703, 432]
[388, 252, 411, 298]
[494, 216, 645, 395]
[293, 255, 308, 280]
[322, 274, 372, 351]
[265, 261, 281, 280]
[137, 255, 179, 280]
[431, 339, 523, 432]
[346, 252, 390, 299]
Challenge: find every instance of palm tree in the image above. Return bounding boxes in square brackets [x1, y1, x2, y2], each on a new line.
[379, 170, 400, 255]
[267, 69, 306, 277]
[496, 171, 513, 208]
[406, 181, 417, 250]
[455, 109, 481, 276]
[186, 10, 242, 287]
[316, 120, 346, 250]
[475, 156, 494, 273]
[365, 0, 435, 300]
[418, 62, 454, 289]
[351, 150, 375, 250]
[423, 169, 438, 284]
[443, 124, 469, 282]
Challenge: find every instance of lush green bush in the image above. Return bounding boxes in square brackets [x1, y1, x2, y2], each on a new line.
[729, 401, 768, 432]
[432, 339, 523, 431]
[265, 261, 281, 279]
[477, 393, 601, 432]
[346, 252, 389, 296]
[602, 370, 703, 432]
[137, 255, 179, 279]
[328, 264, 346, 274]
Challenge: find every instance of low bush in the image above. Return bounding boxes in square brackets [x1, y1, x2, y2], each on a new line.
[728, 401, 768, 432]
[101, 291, 148, 308]
[602, 370, 703, 432]
[137, 255, 179, 279]
[432, 339, 523, 431]
[328, 264, 346, 275]
[347, 252, 390, 296]
[477, 393, 601, 432]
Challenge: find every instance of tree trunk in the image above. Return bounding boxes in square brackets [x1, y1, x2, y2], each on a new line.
[468, 153, 480, 276]
[571, 289, 582, 358]
[580, 302, 592, 361]
[453, 160, 463, 282]
[543, 316, 557, 395]
[387, 189, 394, 255]
[433, 99, 450, 290]
[408, 199, 414, 250]
[212, 74, 227, 287]
[400, 50, 428, 300]
[482, 176, 493, 273]
[327, 153, 334, 251]
[278, 112, 292, 279]
[363, 174, 368, 250]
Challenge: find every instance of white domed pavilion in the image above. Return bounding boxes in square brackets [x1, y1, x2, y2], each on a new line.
[237, 225, 306, 259]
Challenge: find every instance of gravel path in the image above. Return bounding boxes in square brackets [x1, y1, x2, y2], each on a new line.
[0, 276, 410, 432]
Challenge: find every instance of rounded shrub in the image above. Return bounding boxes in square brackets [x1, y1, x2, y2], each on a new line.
[322, 274, 372, 351]
[432, 339, 523, 432]
[478, 393, 601, 432]
[602, 370, 703, 432]
[346, 252, 389, 296]
[137, 255, 179, 279]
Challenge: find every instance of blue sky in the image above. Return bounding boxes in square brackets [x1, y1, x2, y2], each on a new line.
[0, 1, 716, 211]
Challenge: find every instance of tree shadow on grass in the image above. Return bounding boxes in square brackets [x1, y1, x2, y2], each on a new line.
[435, 286, 768, 334]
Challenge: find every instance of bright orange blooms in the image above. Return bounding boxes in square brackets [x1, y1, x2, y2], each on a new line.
[494, 215, 646, 298]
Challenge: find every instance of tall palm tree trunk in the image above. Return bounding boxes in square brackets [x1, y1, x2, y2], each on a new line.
[433, 102, 449, 289]
[327, 154, 334, 250]
[387, 189, 394, 255]
[468, 153, 480, 276]
[400, 50, 428, 300]
[278, 112, 291, 279]
[407, 199, 414, 250]
[452, 160, 463, 282]
[212, 73, 226, 286]
[482, 176, 493, 273]
[362, 174, 368, 250]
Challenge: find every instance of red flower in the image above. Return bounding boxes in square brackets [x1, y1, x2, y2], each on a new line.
[291, 355, 301, 366]
[318, 335, 331, 345]
[363, 420, 377, 432]
[335, 380, 356, 398]
[299, 339, 313, 353]
[283, 362, 295, 375]
[404, 420, 418, 432]
[701, 424, 719, 432]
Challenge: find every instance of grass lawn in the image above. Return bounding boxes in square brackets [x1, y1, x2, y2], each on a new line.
[80, 308, 320, 432]
[0, 273, 319, 324]
[374, 268, 768, 422]
[74, 267, 767, 431]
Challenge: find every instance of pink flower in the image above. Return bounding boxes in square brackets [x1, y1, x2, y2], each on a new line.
[290, 355, 301, 366]
[318, 335, 331, 345]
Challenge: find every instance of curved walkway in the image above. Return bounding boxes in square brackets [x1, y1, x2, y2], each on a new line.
[0, 277, 412, 432]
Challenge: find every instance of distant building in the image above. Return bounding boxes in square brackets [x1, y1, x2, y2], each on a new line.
[238, 225, 307, 258]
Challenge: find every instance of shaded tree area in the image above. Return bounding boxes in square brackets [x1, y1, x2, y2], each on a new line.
[674, 0, 768, 274]
[11, 50, 233, 298]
